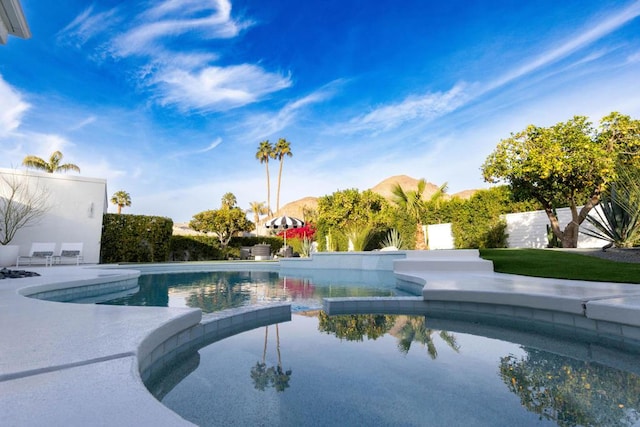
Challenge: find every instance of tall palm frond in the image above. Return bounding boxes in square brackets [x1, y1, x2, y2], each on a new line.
[22, 151, 80, 173]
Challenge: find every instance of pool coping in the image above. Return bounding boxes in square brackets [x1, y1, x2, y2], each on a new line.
[2, 250, 640, 425]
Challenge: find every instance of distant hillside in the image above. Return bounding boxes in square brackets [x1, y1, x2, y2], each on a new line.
[273, 175, 478, 222]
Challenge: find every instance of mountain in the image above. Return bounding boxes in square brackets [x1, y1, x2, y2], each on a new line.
[273, 175, 478, 220]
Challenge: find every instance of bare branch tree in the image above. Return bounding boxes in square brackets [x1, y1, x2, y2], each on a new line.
[0, 173, 51, 245]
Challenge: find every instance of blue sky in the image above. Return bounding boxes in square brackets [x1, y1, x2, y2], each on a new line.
[1, 0, 640, 222]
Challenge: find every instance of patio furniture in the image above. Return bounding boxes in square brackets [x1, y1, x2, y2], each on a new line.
[52, 243, 83, 265]
[252, 244, 271, 260]
[16, 242, 56, 267]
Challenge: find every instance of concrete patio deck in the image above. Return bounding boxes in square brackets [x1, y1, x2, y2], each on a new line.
[2, 250, 640, 425]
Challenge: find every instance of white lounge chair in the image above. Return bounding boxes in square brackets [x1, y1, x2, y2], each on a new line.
[16, 242, 56, 267]
[53, 243, 83, 265]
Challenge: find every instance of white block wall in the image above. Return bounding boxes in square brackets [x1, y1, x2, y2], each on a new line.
[427, 206, 609, 249]
[0, 168, 107, 264]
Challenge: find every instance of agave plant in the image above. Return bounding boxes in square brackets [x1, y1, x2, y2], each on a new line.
[380, 228, 405, 250]
[345, 225, 373, 251]
[582, 167, 640, 249]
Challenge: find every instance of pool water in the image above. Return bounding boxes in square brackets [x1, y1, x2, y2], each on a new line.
[100, 270, 407, 312]
[149, 313, 640, 427]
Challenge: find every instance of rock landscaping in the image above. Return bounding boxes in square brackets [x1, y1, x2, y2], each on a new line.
[0, 268, 40, 279]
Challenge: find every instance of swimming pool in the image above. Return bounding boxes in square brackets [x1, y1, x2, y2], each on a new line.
[99, 269, 410, 312]
[92, 266, 640, 425]
[148, 312, 640, 426]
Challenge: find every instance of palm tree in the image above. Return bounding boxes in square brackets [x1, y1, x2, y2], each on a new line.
[392, 179, 447, 250]
[110, 190, 131, 214]
[22, 151, 80, 173]
[221, 192, 237, 209]
[247, 201, 268, 235]
[274, 138, 293, 213]
[256, 140, 275, 216]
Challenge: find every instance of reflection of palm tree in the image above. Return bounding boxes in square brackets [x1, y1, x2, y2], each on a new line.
[396, 316, 459, 360]
[250, 324, 292, 392]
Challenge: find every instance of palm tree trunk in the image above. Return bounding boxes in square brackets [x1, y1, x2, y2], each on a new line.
[276, 159, 284, 213]
[263, 326, 269, 363]
[117, 205, 122, 214]
[265, 162, 271, 216]
[276, 324, 282, 369]
[415, 223, 427, 250]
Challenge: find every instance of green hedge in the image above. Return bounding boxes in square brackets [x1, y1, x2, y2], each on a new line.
[169, 235, 222, 261]
[168, 235, 284, 261]
[101, 214, 173, 263]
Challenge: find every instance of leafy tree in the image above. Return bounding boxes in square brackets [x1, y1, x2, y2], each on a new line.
[316, 189, 391, 251]
[110, 190, 131, 214]
[22, 150, 80, 173]
[274, 138, 293, 213]
[189, 208, 253, 249]
[452, 186, 527, 249]
[482, 113, 640, 248]
[391, 179, 447, 249]
[255, 140, 275, 216]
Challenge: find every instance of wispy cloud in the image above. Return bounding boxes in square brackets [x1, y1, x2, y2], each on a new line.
[153, 64, 292, 112]
[343, 83, 470, 134]
[485, 1, 640, 92]
[58, 0, 286, 113]
[170, 137, 223, 158]
[241, 81, 340, 140]
[57, 5, 121, 48]
[68, 115, 97, 131]
[112, 0, 251, 58]
[0, 75, 30, 138]
[338, 2, 640, 136]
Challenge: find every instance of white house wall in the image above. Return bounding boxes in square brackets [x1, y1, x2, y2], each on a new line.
[427, 206, 609, 249]
[0, 168, 107, 264]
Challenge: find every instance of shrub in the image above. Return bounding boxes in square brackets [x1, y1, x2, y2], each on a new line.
[101, 214, 173, 263]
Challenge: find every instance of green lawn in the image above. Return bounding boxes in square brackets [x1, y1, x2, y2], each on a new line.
[479, 248, 640, 284]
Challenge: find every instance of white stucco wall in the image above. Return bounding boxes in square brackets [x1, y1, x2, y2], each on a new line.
[504, 207, 608, 248]
[427, 223, 455, 249]
[0, 168, 107, 264]
[427, 206, 610, 249]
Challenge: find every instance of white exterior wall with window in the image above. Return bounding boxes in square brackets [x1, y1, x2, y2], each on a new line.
[0, 168, 107, 264]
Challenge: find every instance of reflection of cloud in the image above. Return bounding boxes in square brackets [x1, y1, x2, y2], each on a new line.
[0, 75, 30, 138]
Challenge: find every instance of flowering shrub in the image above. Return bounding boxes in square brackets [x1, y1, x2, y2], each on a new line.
[277, 223, 316, 240]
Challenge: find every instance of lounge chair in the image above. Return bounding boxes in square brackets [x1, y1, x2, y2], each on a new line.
[16, 242, 56, 267]
[53, 243, 83, 265]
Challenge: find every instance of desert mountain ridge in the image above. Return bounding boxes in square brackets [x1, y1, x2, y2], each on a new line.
[273, 175, 479, 220]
